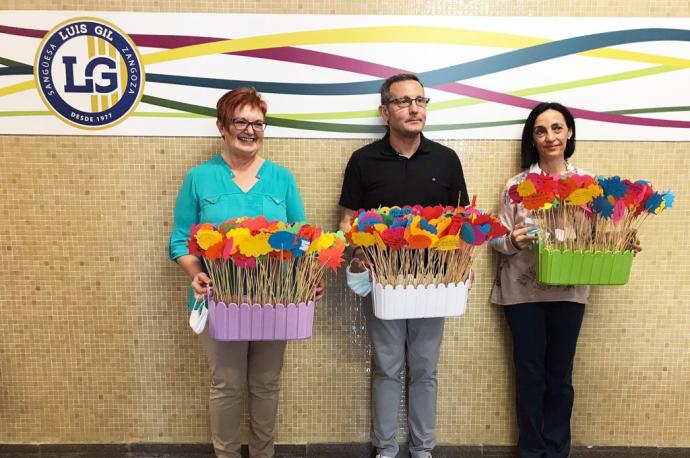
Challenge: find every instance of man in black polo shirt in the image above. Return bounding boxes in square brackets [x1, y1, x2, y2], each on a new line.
[339, 73, 469, 458]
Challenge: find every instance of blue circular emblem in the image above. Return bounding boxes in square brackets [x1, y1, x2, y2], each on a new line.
[34, 17, 144, 129]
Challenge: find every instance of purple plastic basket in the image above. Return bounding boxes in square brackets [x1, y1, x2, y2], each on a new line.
[208, 298, 315, 341]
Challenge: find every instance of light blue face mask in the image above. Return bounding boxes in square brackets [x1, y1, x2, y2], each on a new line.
[346, 261, 372, 297]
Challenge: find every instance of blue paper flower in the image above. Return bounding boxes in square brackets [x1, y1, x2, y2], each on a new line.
[419, 218, 437, 234]
[597, 176, 627, 199]
[291, 237, 310, 257]
[389, 208, 405, 219]
[460, 222, 475, 245]
[592, 196, 614, 218]
[390, 218, 410, 229]
[268, 231, 297, 250]
[644, 193, 664, 214]
[662, 192, 675, 209]
[477, 223, 491, 235]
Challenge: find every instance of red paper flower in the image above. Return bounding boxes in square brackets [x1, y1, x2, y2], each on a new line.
[445, 214, 465, 236]
[231, 254, 257, 269]
[237, 215, 270, 233]
[381, 227, 406, 250]
[557, 176, 578, 201]
[297, 224, 321, 241]
[508, 184, 522, 203]
[187, 238, 203, 257]
[422, 205, 445, 221]
[205, 240, 225, 261]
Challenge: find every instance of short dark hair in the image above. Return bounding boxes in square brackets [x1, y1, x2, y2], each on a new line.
[520, 102, 576, 169]
[380, 73, 423, 105]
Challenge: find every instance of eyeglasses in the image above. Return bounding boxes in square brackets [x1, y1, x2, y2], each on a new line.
[231, 118, 267, 131]
[384, 96, 430, 109]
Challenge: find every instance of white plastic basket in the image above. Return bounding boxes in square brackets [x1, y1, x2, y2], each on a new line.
[371, 278, 470, 320]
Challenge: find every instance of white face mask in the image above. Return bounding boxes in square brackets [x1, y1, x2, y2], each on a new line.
[346, 260, 372, 297]
[189, 296, 208, 335]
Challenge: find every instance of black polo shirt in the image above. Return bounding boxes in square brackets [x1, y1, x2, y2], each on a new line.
[339, 133, 469, 211]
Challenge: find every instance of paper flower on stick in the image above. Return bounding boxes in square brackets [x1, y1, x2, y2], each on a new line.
[510, 173, 673, 253]
[344, 202, 508, 287]
[592, 196, 613, 219]
[269, 231, 298, 251]
[185, 217, 348, 305]
[239, 233, 272, 257]
[196, 229, 223, 250]
[237, 215, 270, 232]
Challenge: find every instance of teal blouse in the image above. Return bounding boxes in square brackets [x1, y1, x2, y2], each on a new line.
[169, 155, 306, 308]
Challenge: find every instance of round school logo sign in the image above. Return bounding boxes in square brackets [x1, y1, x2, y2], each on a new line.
[34, 17, 144, 129]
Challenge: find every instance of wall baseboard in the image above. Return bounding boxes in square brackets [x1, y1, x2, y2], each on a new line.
[0, 443, 688, 457]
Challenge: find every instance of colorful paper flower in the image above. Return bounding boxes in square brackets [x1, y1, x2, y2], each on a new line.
[381, 227, 406, 250]
[592, 196, 614, 219]
[317, 247, 345, 273]
[239, 233, 272, 257]
[195, 229, 223, 250]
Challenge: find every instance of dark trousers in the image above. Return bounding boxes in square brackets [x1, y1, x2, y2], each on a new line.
[504, 301, 585, 458]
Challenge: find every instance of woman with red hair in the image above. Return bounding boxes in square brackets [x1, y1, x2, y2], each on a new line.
[169, 87, 323, 458]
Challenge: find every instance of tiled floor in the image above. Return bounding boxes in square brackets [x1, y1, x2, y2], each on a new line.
[2, 445, 690, 458]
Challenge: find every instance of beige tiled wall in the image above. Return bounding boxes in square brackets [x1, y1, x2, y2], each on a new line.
[1, 0, 689, 448]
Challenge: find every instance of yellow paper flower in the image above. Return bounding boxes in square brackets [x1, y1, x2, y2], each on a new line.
[308, 233, 336, 253]
[196, 229, 223, 250]
[373, 223, 388, 233]
[436, 235, 460, 251]
[407, 215, 422, 232]
[517, 180, 537, 197]
[226, 227, 251, 242]
[565, 188, 593, 205]
[379, 206, 391, 216]
[434, 218, 452, 236]
[588, 183, 603, 197]
[351, 231, 377, 247]
[373, 231, 386, 248]
[239, 233, 272, 257]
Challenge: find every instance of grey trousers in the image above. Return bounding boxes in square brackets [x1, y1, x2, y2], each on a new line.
[366, 301, 445, 458]
[199, 328, 287, 458]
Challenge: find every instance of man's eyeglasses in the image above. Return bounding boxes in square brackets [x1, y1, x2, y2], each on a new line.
[231, 118, 267, 131]
[384, 96, 430, 109]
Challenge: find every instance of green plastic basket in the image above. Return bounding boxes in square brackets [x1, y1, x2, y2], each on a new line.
[537, 243, 634, 285]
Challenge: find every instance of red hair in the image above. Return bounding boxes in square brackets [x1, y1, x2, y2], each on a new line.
[216, 87, 267, 127]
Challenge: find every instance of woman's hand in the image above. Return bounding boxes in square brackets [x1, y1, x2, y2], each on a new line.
[191, 272, 212, 298]
[628, 230, 642, 255]
[313, 278, 326, 301]
[510, 223, 538, 250]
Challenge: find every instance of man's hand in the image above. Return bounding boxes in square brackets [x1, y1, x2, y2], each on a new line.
[350, 247, 372, 274]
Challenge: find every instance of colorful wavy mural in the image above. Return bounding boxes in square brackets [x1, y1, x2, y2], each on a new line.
[0, 13, 688, 139]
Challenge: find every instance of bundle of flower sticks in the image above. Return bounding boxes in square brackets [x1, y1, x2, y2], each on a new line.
[509, 173, 674, 252]
[346, 201, 508, 287]
[187, 216, 347, 304]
